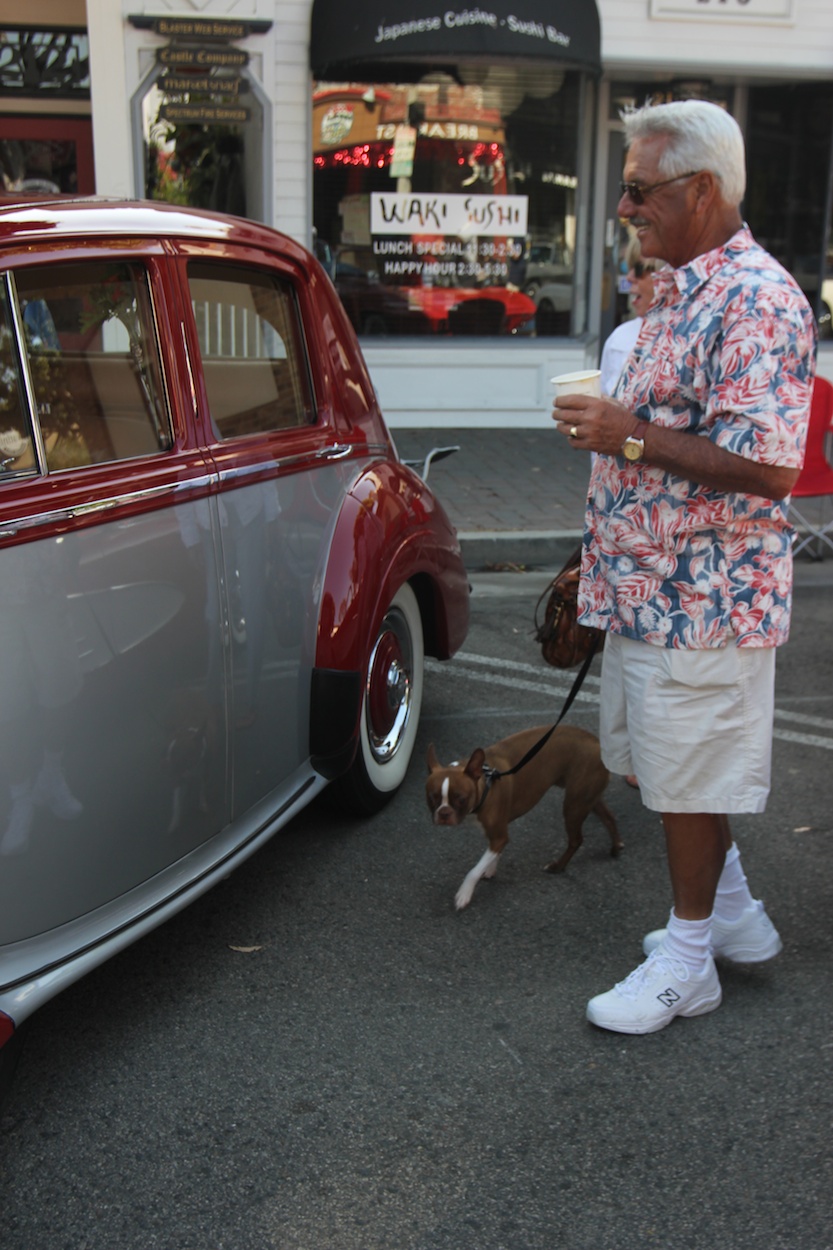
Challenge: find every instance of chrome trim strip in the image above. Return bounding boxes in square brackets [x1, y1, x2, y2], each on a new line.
[0, 774, 320, 994]
[0, 473, 215, 537]
[5, 271, 48, 476]
[216, 442, 389, 486]
[0, 438, 392, 536]
[180, 319, 198, 420]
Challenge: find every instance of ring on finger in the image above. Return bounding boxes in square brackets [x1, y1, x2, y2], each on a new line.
[569, 425, 578, 439]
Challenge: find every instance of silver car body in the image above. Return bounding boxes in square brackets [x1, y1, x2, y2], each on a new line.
[0, 199, 468, 1057]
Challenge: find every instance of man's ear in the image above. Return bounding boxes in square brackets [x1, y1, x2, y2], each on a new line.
[692, 169, 718, 212]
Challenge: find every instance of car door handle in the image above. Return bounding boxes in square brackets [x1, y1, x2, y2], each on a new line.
[316, 443, 353, 461]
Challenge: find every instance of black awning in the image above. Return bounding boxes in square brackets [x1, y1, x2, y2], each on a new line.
[310, 2, 601, 81]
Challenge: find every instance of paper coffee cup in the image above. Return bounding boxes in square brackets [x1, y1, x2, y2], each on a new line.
[550, 369, 602, 398]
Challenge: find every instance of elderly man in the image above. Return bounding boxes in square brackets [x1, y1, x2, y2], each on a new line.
[554, 99, 817, 1034]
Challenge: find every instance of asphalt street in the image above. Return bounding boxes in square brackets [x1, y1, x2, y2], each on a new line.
[1, 566, 831, 1250]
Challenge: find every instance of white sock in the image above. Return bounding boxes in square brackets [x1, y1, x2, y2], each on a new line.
[661, 909, 712, 973]
[714, 843, 756, 923]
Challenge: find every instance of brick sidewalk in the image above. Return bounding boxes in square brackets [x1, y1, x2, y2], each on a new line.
[393, 426, 590, 538]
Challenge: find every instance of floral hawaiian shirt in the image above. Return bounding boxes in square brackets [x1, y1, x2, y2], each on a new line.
[579, 226, 817, 649]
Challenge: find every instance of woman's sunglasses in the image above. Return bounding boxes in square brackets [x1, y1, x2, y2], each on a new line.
[631, 262, 656, 278]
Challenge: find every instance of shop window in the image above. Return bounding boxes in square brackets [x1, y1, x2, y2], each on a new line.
[0, 27, 93, 196]
[0, 119, 94, 196]
[312, 67, 582, 339]
[745, 83, 833, 340]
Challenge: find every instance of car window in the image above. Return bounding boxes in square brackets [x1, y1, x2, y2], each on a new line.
[0, 277, 35, 476]
[11, 261, 172, 472]
[187, 262, 314, 439]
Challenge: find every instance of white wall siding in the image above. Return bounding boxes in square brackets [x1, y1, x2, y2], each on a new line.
[272, 0, 312, 245]
[599, 0, 833, 76]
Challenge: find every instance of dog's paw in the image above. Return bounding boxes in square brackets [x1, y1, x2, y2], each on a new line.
[455, 885, 474, 910]
[543, 857, 568, 874]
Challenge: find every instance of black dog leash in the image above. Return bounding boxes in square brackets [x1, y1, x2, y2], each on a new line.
[481, 631, 602, 793]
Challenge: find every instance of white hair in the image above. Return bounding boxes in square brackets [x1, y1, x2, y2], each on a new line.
[622, 100, 746, 207]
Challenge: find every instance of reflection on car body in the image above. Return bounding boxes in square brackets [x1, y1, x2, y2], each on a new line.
[0, 197, 469, 1088]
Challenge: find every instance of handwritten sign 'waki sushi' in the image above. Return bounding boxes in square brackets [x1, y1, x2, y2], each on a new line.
[370, 193, 528, 237]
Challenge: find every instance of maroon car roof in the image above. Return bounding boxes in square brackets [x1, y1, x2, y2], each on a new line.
[0, 196, 305, 259]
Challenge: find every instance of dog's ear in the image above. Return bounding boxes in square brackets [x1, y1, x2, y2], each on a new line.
[426, 743, 440, 772]
[465, 748, 486, 780]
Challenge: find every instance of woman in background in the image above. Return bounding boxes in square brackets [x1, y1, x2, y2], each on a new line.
[598, 239, 661, 791]
[600, 240, 660, 397]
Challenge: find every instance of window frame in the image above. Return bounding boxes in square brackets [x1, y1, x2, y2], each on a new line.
[185, 257, 317, 442]
[0, 257, 175, 482]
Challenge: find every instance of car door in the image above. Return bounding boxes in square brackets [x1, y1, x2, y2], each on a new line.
[0, 245, 231, 945]
[177, 244, 362, 820]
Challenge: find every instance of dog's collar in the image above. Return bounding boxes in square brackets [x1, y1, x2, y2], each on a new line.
[473, 764, 501, 813]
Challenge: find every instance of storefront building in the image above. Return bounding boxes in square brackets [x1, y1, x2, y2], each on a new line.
[3, 0, 832, 426]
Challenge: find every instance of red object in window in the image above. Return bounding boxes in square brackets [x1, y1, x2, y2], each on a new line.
[412, 285, 536, 334]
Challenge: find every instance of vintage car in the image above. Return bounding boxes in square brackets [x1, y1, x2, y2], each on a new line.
[0, 197, 469, 1087]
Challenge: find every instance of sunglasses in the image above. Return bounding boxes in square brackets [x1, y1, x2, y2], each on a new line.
[619, 171, 700, 206]
[631, 262, 656, 278]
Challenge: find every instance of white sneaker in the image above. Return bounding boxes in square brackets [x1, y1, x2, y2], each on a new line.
[586, 950, 722, 1035]
[643, 900, 782, 963]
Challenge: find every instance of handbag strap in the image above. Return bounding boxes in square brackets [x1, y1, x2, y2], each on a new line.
[486, 630, 602, 784]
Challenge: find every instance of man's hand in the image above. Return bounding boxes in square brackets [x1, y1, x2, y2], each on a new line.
[552, 394, 799, 501]
[552, 394, 640, 456]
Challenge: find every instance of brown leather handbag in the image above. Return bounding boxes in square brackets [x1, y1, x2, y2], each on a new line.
[534, 544, 605, 669]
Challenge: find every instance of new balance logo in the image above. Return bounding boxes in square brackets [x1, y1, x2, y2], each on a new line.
[657, 987, 681, 1009]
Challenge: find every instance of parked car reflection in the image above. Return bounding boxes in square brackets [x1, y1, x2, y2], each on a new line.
[333, 262, 536, 336]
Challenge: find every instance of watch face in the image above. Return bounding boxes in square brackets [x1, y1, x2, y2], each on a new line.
[623, 438, 643, 461]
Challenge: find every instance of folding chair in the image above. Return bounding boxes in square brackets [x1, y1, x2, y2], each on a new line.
[788, 375, 833, 560]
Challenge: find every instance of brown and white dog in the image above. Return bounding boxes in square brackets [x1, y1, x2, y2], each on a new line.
[426, 724, 621, 910]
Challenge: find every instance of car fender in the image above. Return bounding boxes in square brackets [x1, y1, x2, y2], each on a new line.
[309, 461, 468, 777]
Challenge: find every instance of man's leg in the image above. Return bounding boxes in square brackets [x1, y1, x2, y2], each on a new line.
[643, 814, 782, 962]
[585, 811, 725, 1034]
[662, 811, 728, 919]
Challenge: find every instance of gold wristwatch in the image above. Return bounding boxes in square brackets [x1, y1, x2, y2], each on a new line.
[622, 420, 648, 462]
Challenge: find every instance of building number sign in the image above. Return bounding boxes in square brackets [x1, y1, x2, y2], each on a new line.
[650, 0, 795, 20]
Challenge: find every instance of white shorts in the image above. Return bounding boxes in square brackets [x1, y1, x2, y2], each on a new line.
[599, 633, 775, 814]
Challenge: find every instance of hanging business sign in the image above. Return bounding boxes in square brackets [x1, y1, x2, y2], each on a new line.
[159, 103, 250, 124]
[161, 73, 244, 95]
[650, 0, 795, 21]
[157, 46, 249, 68]
[128, 15, 272, 39]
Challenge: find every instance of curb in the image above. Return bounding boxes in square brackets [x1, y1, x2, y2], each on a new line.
[457, 529, 582, 572]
